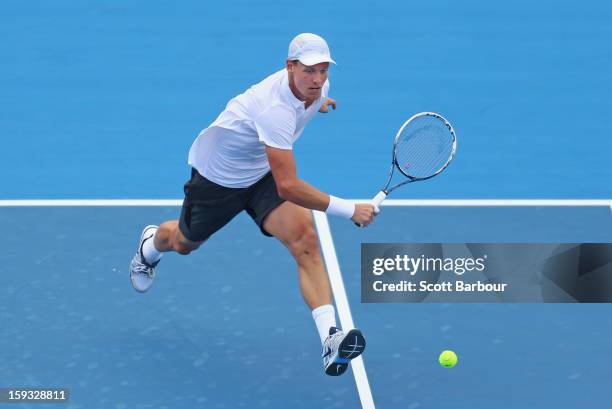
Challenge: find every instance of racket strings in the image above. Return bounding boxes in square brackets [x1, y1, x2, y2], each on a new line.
[394, 116, 454, 179]
[398, 131, 452, 175]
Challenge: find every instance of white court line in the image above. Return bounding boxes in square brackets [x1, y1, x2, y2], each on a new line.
[356, 199, 612, 207]
[0, 199, 610, 207]
[0, 199, 183, 206]
[313, 211, 376, 409]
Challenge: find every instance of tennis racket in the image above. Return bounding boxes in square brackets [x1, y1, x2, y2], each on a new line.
[370, 111, 457, 208]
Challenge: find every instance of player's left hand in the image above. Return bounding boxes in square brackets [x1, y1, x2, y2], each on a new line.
[319, 98, 336, 113]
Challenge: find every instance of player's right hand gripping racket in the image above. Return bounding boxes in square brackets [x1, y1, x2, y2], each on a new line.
[370, 112, 457, 208]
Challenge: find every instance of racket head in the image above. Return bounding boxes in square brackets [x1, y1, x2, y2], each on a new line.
[392, 112, 457, 181]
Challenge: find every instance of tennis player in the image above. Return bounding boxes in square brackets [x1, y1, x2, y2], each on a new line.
[129, 33, 376, 376]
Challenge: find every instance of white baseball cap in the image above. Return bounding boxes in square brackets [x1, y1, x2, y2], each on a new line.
[287, 33, 336, 66]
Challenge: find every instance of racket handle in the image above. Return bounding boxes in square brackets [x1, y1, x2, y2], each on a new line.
[372, 191, 387, 208]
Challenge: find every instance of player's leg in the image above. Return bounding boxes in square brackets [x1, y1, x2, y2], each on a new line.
[262, 201, 366, 376]
[262, 202, 331, 309]
[129, 169, 246, 292]
[246, 173, 366, 376]
[244, 173, 332, 310]
[128, 218, 205, 293]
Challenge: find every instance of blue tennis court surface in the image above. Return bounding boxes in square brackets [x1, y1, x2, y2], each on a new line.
[1, 205, 611, 408]
[1, 0, 611, 199]
[2, 0, 612, 407]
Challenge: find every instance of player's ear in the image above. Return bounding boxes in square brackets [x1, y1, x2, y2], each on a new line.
[286, 59, 293, 72]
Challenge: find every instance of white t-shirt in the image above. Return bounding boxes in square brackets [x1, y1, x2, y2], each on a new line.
[188, 69, 329, 188]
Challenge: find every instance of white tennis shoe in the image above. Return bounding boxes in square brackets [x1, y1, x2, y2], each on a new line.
[322, 327, 366, 376]
[129, 225, 160, 293]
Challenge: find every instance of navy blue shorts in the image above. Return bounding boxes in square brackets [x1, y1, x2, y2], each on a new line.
[178, 169, 285, 242]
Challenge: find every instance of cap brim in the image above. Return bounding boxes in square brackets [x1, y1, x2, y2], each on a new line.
[298, 55, 337, 66]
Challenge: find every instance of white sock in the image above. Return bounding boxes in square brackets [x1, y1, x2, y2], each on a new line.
[142, 232, 163, 264]
[312, 304, 337, 345]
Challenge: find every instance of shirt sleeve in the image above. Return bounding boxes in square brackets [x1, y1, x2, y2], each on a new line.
[254, 105, 296, 150]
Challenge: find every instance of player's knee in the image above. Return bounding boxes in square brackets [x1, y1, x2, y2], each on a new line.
[175, 241, 195, 255]
[289, 226, 320, 261]
[302, 228, 319, 255]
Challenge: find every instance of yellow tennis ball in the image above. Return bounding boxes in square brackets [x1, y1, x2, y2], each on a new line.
[439, 350, 458, 368]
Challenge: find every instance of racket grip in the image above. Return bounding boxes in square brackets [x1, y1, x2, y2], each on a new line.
[372, 191, 387, 208]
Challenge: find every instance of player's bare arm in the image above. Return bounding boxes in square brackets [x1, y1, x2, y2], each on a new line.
[265, 146, 376, 226]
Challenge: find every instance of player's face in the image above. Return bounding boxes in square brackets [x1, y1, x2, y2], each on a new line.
[287, 61, 329, 103]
